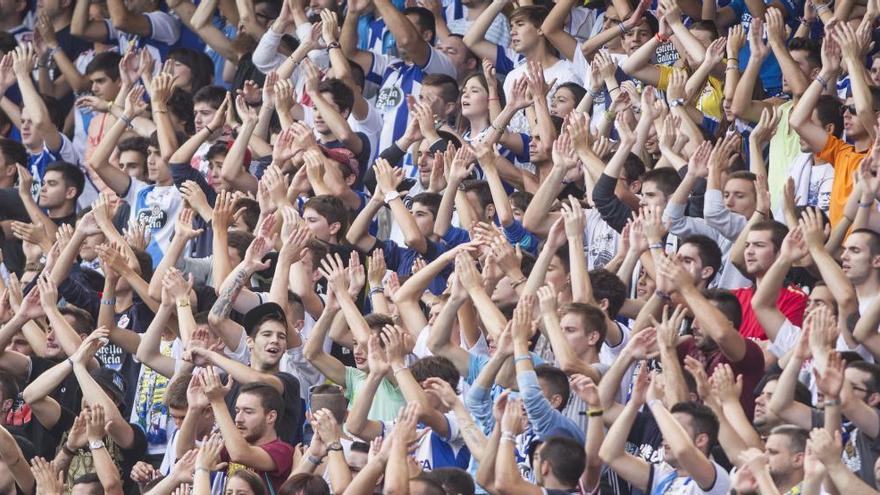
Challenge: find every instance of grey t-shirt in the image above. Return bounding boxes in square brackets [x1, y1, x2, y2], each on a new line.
[812, 408, 880, 488]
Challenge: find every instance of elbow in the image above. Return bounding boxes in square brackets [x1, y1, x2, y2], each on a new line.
[598, 443, 616, 464]
[788, 112, 806, 130]
[493, 476, 518, 495]
[558, 360, 583, 376]
[21, 388, 38, 405]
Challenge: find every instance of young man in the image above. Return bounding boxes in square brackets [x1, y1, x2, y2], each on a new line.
[35, 161, 85, 227]
[201, 369, 294, 493]
[733, 221, 808, 340]
[341, 0, 457, 154]
[762, 425, 808, 493]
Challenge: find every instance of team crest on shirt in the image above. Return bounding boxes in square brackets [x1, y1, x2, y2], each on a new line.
[137, 205, 168, 230]
[376, 86, 403, 112]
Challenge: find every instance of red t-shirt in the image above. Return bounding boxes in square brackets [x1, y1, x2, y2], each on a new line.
[677, 338, 765, 419]
[732, 285, 807, 340]
[222, 438, 295, 493]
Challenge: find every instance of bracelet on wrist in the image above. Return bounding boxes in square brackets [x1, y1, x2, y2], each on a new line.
[617, 22, 628, 35]
[755, 210, 768, 217]
[648, 242, 664, 250]
[654, 290, 672, 302]
[195, 467, 210, 473]
[587, 408, 604, 417]
[204, 124, 215, 134]
[815, 74, 829, 90]
[392, 366, 408, 375]
[647, 399, 663, 409]
[859, 201, 874, 208]
[101, 298, 116, 306]
[306, 454, 323, 465]
[824, 398, 841, 406]
[514, 355, 532, 364]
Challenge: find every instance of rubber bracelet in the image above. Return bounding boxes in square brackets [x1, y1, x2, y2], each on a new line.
[648, 399, 663, 409]
[815, 75, 828, 90]
[824, 398, 841, 406]
[204, 124, 215, 134]
[859, 201, 874, 207]
[514, 355, 532, 364]
[101, 298, 116, 306]
[587, 408, 604, 417]
[617, 22, 628, 35]
[655, 290, 672, 302]
[306, 454, 322, 465]
[648, 242, 664, 250]
[755, 210, 768, 217]
[392, 367, 409, 375]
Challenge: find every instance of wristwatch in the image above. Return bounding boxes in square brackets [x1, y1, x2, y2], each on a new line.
[327, 41, 341, 50]
[384, 190, 401, 204]
[669, 98, 685, 108]
[89, 440, 106, 450]
[327, 441, 343, 452]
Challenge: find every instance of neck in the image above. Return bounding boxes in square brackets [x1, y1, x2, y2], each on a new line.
[254, 431, 278, 446]
[156, 177, 173, 187]
[775, 473, 803, 494]
[114, 289, 134, 312]
[524, 47, 558, 67]
[47, 202, 75, 219]
[856, 275, 880, 300]
[543, 476, 573, 491]
[252, 358, 279, 374]
[855, 134, 873, 152]
[0, 177, 14, 189]
[0, 12, 24, 30]
[469, 115, 490, 133]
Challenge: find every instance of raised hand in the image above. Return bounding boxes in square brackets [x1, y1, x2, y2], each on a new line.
[31, 457, 64, 495]
[86, 404, 107, 442]
[814, 351, 845, 399]
[200, 366, 233, 402]
[500, 398, 527, 435]
[750, 106, 782, 146]
[196, 433, 228, 472]
[318, 252, 350, 297]
[569, 374, 601, 408]
[779, 226, 808, 264]
[373, 158, 404, 196]
[748, 18, 770, 61]
[366, 333, 390, 377]
[653, 304, 686, 350]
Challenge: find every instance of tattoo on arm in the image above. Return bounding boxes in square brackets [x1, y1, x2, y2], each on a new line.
[210, 266, 249, 319]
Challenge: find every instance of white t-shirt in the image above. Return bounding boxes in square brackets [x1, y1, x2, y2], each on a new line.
[649, 461, 731, 495]
[502, 57, 583, 134]
[123, 179, 183, 266]
[378, 411, 470, 471]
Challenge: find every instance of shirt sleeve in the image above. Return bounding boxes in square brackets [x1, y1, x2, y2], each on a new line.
[591, 173, 632, 232]
[662, 201, 720, 238]
[421, 46, 457, 78]
[463, 383, 494, 433]
[656, 65, 672, 91]
[170, 162, 216, 206]
[252, 28, 289, 73]
[517, 369, 582, 442]
[768, 319, 801, 358]
[143, 11, 181, 44]
[815, 134, 849, 169]
[703, 189, 747, 241]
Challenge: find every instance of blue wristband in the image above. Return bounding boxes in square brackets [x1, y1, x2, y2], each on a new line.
[514, 355, 532, 364]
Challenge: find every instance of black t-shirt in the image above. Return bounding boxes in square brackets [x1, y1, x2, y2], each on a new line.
[225, 372, 304, 446]
[0, 188, 29, 275]
[29, 356, 83, 414]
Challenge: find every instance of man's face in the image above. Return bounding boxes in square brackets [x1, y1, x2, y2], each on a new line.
[491, 276, 518, 305]
[753, 379, 779, 431]
[147, 145, 171, 183]
[550, 87, 577, 119]
[411, 202, 436, 238]
[843, 97, 867, 139]
[744, 229, 778, 275]
[398, 13, 431, 61]
[39, 170, 73, 209]
[416, 140, 434, 188]
[723, 178, 756, 217]
[418, 84, 449, 120]
[208, 154, 225, 188]
[676, 243, 709, 286]
[623, 20, 652, 55]
[846, 367, 878, 406]
[5, 332, 31, 355]
[559, 312, 594, 355]
[19, 107, 40, 149]
[805, 285, 835, 315]
[118, 150, 147, 181]
[303, 207, 336, 243]
[44, 327, 63, 359]
[193, 102, 218, 133]
[635, 266, 655, 299]
[250, 320, 287, 369]
[528, 135, 550, 163]
[765, 434, 802, 483]
[252, 0, 279, 30]
[545, 254, 568, 294]
[662, 412, 699, 467]
[36, 0, 63, 17]
[315, 93, 346, 135]
[88, 70, 120, 101]
[841, 232, 880, 284]
[234, 392, 271, 442]
[352, 338, 369, 370]
[510, 17, 541, 54]
[437, 36, 474, 75]
[639, 181, 668, 208]
[71, 482, 104, 495]
[81, 232, 106, 262]
[169, 406, 187, 428]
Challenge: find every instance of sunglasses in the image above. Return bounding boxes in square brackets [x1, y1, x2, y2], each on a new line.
[842, 104, 857, 114]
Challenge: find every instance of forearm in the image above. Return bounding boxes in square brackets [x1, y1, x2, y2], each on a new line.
[92, 444, 123, 495]
[847, 59, 876, 140]
[220, 121, 257, 184]
[433, 178, 459, 238]
[771, 41, 809, 96]
[344, 373, 384, 437]
[659, 346, 690, 406]
[568, 232, 593, 304]
[72, 365, 134, 447]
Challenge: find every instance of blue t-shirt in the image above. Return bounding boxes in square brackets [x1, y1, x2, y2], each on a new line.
[727, 0, 802, 95]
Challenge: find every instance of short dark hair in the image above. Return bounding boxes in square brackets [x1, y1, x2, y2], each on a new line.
[239, 382, 284, 419]
[84, 51, 121, 80]
[560, 302, 606, 347]
[318, 78, 355, 115]
[423, 73, 460, 105]
[132, 248, 154, 282]
[117, 136, 149, 157]
[535, 364, 570, 410]
[679, 235, 723, 283]
[310, 384, 348, 423]
[233, 197, 261, 231]
[164, 373, 192, 410]
[509, 5, 549, 27]
[539, 436, 587, 488]
[690, 20, 719, 38]
[45, 161, 86, 200]
[727, 170, 756, 183]
[702, 289, 743, 331]
[749, 220, 789, 253]
[755, 373, 813, 407]
[589, 268, 627, 318]
[848, 361, 880, 394]
[422, 468, 475, 495]
[410, 474, 446, 495]
[670, 401, 719, 448]
[411, 192, 443, 219]
[193, 85, 227, 108]
[365, 313, 395, 331]
[622, 153, 647, 184]
[71, 473, 103, 493]
[0, 138, 26, 168]
[461, 180, 492, 210]
[816, 95, 844, 138]
[0, 31, 15, 55]
[788, 37, 822, 69]
[769, 425, 809, 453]
[279, 474, 330, 495]
[402, 6, 436, 40]
[509, 191, 532, 212]
[348, 59, 366, 90]
[303, 195, 349, 238]
[411, 356, 460, 390]
[59, 306, 95, 335]
[851, 228, 880, 256]
[641, 167, 682, 196]
[205, 141, 229, 163]
[227, 230, 256, 260]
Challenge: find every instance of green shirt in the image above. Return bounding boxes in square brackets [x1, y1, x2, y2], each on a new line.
[343, 366, 406, 422]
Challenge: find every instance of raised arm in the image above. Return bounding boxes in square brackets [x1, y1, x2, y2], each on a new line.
[731, 18, 774, 123]
[539, 0, 578, 61]
[12, 45, 61, 153]
[536, 286, 601, 381]
[462, 0, 509, 63]
[598, 366, 652, 492]
[767, 329, 814, 428]
[789, 36, 841, 152]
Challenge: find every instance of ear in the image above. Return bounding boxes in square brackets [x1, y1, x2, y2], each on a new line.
[628, 179, 642, 194]
[598, 298, 609, 313]
[65, 186, 78, 200]
[823, 122, 836, 135]
[871, 255, 880, 269]
[550, 393, 563, 410]
[443, 101, 456, 118]
[485, 204, 496, 221]
[587, 330, 601, 347]
[694, 432, 709, 452]
[266, 409, 278, 425]
[246, 336, 255, 351]
[328, 221, 341, 237]
[293, 319, 305, 332]
[700, 266, 714, 283]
